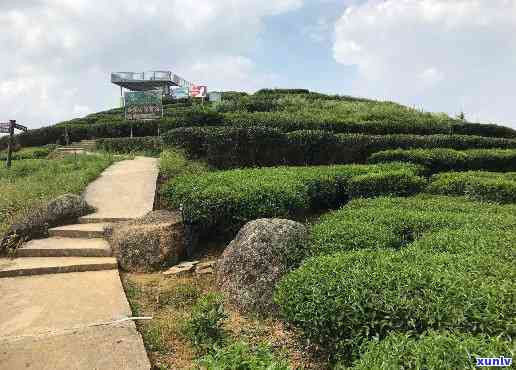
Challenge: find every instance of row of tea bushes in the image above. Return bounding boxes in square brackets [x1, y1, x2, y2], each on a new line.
[163, 127, 516, 169]
[275, 196, 516, 364]
[96, 137, 163, 156]
[427, 171, 516, 204]
[161, 162, 424, 238]
[351, 331, 513, 369]
[369, 148, 516, 172]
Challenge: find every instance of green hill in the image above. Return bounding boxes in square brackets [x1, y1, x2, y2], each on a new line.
[2, 89, 516, 150]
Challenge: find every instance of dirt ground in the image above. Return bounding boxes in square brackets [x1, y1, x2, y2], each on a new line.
[121, 247, 326, 370]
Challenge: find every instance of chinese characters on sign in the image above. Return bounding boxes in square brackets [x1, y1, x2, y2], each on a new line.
[190, 85, 207, 98]
[124, 91, 163, 120]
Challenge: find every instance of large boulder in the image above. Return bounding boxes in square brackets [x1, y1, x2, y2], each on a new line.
[1, 194, 92, 255]
[216, 218, 308, 315]
[108, 210, 185, 272]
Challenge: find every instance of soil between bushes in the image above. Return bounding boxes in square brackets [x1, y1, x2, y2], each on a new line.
[121, 243, 325, 370]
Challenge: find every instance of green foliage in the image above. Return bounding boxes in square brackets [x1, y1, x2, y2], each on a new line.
[275, 248, 515, 363]
[0, 155, 115, 237]
[96, 136, 163, 156]
[351, 331, 514, 370]
[158, 149, 209, 181]
[161, 163, 422, 237]
[348, 171, 426, 199]
[4, 90, 515, 151]
[427, 171, 516, 203]
[0, 146, 54, 160]
[275, 196, 516, 363]
[164, 127, 516, 169]
[369, 148, 516, 172]
[182, 293, 227, 352]
[308, 195, 516, 257]
[196, 342, 291, 370]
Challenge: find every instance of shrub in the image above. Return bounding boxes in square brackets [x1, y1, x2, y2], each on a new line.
[164, 127, 516, 169]
[0, 146, 54, 160]
[369, 148, 516, 172]
[96, 136, 163, 155]
[161, 163, 422, 237]
[158, 149, 209, 180]
[196, 342, 290, 370]
[351, 331, 514, 370]
[275, 248, 515, 363]
[182, 293, 227, 352]
[348, 171, 426, 199]
[427, 171, 516, 203]
[308, 195, 516, 257]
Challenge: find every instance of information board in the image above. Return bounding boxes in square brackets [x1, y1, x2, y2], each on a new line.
[124, 91, 163, 120]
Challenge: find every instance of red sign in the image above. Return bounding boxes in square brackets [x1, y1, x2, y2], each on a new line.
[190, 85, 207, 98]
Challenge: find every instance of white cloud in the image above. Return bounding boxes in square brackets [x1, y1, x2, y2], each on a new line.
[334, 0, 516, 127]
[0, 0, 302, 128]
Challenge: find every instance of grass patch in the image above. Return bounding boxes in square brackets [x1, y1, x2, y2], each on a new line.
[0, 154, 115, 236]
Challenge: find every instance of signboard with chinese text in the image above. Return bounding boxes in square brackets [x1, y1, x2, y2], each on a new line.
[190, 85, 207, 98]
[124, 91, 163, 120]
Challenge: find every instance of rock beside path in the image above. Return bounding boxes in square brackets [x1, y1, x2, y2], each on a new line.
[216, 218, 308, 315]
[108, 210, 185, 272]
[1, 194, 92, 254]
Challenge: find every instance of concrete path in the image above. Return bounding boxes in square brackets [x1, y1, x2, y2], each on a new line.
[0, 156, 158, 369]
[80, 157, 158, 223]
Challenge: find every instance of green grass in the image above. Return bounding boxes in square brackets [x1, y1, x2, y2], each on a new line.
[0, 154, 115, 236]
[0, 146, 55, 160]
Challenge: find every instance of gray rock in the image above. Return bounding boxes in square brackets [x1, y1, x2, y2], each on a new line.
[108, 210, 185, 272]
[1, 194, 92, 255]
[216, 218, 308, 315]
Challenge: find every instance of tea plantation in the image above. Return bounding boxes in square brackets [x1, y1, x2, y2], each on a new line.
[3, 89, 514, 367]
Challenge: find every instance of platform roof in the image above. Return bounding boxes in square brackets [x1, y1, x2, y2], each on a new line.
[111, 71, 194, 91]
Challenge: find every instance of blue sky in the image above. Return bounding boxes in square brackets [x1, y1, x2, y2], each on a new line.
[1, 0, 516, 129]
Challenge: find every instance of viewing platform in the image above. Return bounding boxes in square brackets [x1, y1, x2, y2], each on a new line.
[111, 71, 193, 92]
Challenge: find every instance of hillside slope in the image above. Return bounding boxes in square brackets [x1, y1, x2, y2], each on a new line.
[2, 89, 516, 150]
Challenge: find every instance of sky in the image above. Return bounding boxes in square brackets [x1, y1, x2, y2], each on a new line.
[1, 0, 516, 130]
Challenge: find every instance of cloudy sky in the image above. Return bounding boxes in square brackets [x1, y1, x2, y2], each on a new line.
[1, 0, 516, 130]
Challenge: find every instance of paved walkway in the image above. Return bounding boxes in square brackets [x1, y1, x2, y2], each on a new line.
[0, 157, 158, 370]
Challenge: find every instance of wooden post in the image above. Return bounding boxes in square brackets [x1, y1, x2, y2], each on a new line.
[6, 120, 15, 168]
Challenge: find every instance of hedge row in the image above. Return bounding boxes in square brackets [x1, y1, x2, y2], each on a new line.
[96, 136, 163, 155]
[369, 148, 516, 172]
[307, 195, 516, 257]
[0, 146, 54, 161]
[351, 331, 514, 370]
[161, 162, 424, 237]
[163, 127, 516, 169]
[275, 196, 516, 362]
[427, 171, 516, 203]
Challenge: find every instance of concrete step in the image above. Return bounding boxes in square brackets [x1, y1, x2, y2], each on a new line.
[48, 223, 108, 238]
[56, 146, 86, 150]
[0, 257, 117, 278]
[15, 237, 111, 257]
[78, 216, 132, 224]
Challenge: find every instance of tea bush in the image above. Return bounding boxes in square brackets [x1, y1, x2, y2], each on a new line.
[351, 331, 514, 370]
[96, 136, 163, 155]
[275, 247, 515, 363]
[308, 195, 516, 257]
[164, 127, 516, 169]
[427, 171, 516, 203]
[161, 163, 422, 237]
[369, 148, 516, 172]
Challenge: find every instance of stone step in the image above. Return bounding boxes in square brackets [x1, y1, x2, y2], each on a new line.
[56, 146, 86, 150]
[0, 257, 117, 278]
[48, 223, 108, 238]
[78, 216, 132, 224]
[15, 237, 111, 257]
